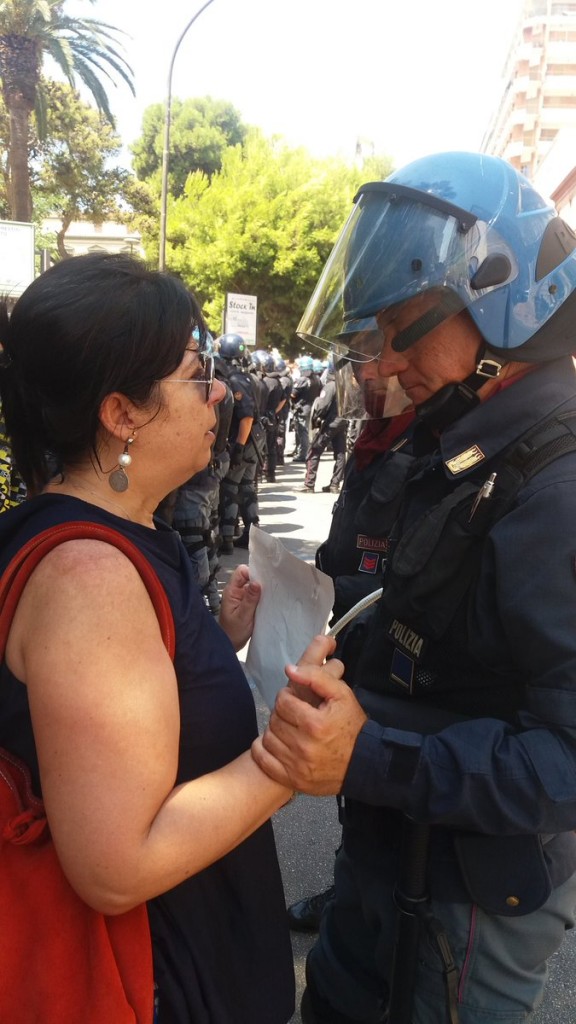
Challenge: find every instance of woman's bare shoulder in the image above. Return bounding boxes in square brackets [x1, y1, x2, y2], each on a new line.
[7, 537, 164, 680]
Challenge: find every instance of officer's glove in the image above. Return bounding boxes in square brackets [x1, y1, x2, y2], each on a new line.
[230, 442, 245, 469]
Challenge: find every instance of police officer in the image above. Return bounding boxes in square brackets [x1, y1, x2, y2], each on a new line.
[203, 355, 234, 610]
[172, 350, 234, 611]
[173, 355, 234, 612]
[290, 355, 322, 461]
[274, 356, 293, 466]
[217, 333, 261, 554]
[253, 152, 576, 1023]
[297, 358, 348, 493]
[252, 349, 286, 482]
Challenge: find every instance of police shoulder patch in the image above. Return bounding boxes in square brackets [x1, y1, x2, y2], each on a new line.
[358, 552, 380, 574]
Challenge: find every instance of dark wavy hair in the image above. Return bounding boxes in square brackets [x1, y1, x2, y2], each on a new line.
[0, 252, 207, 493]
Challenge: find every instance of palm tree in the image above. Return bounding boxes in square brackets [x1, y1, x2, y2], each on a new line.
[0, 0, 134, 221]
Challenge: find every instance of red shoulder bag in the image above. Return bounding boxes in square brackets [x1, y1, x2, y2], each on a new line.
[0, 522, 176, 1024]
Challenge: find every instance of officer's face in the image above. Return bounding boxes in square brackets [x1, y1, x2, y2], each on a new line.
[355, 294, 482, 408]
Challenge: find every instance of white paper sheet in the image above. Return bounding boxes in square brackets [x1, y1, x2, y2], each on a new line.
[244, 527, 335, 709]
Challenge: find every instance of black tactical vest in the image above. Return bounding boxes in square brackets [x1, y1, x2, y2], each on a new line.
[352, 411, 576, 721]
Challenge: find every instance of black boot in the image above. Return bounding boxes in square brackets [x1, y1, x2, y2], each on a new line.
[287, 885, 335, 931]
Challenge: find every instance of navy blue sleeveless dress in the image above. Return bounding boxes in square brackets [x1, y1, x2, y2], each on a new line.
[0, 495, 295, 1024]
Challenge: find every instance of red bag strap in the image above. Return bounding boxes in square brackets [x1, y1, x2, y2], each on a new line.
[0, 521, 176, 660]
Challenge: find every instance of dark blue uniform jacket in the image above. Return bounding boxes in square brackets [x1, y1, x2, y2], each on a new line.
[341, 356, 576, 913]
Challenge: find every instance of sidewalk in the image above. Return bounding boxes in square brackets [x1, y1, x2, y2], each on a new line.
[219, 451, 576, 1024]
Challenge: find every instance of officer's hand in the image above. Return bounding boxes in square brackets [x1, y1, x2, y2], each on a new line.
[230, 442, 245, 469]
[252, 640, 367, 796]
[219, 564, 261, 651]
[287, 634, 341, 707]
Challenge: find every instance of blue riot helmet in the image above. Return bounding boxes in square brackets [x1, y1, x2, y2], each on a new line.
[297, 152, 576, 422]
[298, 152, 576, 361]
[213, 353, 230, 381]
[217, 333, 246, 361]
[274, 356, 287, 372]
[297, 355, 314, 372]
[253, 348, 275, 373]
[312, 359, 324, 373]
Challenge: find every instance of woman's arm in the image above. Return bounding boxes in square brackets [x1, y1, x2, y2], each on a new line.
[7, 540, 289, 915]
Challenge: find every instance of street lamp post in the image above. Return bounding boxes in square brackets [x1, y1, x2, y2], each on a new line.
[158, 0, 216, 271]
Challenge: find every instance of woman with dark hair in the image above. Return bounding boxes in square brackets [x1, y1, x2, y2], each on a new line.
[0, 253, 329, 1023]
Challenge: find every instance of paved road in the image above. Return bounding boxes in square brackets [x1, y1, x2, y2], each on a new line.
[219, 449, 576, 1024]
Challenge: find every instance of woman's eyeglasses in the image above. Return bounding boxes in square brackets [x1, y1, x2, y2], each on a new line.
[161, 353, 215, 402]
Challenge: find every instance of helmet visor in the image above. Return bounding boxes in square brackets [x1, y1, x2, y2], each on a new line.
[297, 181, 518, 354]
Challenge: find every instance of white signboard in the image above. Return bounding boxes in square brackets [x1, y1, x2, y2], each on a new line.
[0, 221, 35, 298]
[225, 292, 258, 346]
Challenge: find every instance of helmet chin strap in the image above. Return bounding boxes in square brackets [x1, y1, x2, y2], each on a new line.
[415, 347, 506, 432]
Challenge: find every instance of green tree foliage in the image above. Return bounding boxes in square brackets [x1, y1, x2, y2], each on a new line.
[131, 96, 247, 198]
[0, 0, 134, 221]
[152, 130, 393, 355]
[0, 95, 10, 217]
[31, 81, 148, 258]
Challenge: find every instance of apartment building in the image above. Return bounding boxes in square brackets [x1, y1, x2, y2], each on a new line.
[481, 1, 576, 180]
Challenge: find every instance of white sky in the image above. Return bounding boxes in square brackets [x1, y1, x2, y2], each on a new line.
[68, 0, 524, 171]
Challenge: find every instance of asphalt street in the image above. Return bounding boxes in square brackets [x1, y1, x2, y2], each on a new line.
[218, 447, 576, 1024]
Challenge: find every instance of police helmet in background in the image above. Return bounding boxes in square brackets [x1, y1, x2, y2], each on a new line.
[297, 355, 314, 372]
[312, 358, 324, 374]
[297, 152, 576, 419]
[253, 349, 275, 373]
[217, 333, 247, 362]
[213, 353, 231, 380]
[274, 356, 287, 372]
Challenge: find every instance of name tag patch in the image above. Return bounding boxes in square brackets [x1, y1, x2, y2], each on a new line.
[357, 534, 389, 552]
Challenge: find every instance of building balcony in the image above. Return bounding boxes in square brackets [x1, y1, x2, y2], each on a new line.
[539, 106, 576, 126]
[505, 140, 525, 158]
[512, 74, 531, 92]
[542, 75, 576, 93]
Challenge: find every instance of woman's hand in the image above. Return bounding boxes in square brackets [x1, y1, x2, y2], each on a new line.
[251, 634, 367, 795]
[218, 564, 262, 651]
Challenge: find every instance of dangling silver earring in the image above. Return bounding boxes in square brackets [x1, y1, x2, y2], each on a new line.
[109, 435, 134, 493]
